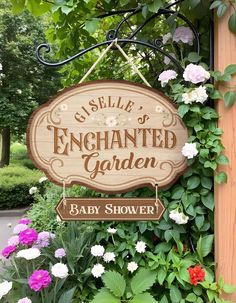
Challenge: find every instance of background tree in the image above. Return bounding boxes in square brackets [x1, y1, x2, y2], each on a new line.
[0, 0, 61, 167]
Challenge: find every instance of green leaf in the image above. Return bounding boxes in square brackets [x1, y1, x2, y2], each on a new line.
[187, 52, 202, 63]
[196, 235, 214, 262]
[178, 104, 190, 117]
[160, 295, 168, 303]
[170, 285, 182, 303]
[223, 284, 236, 294]
[224, 64, 236, 75]
[217, 3, 228, 17]
[130, 293, 157, 303]
[201, 192, 214, 211]
[215, 172, 228, 184]
[223, 91, 236, 107]
[186, 293, 197, 302]
[85, 18, 100, 34]
[216, 154, 229, 165]
[102, 271, 126, 297]
[195, 215, 204, 230]
[201, 176, 213, 190]
[58, 287, 76, 303]
[131, 269, 156, 295]
[26, 0, 52, 16]
[148, 0, 163, 12]
[189, 0, 200, 9]
[157, 268, 167, 285]
[11, 0, 25, 14]
[210, 1, 222, 9]
[187, 176, 201, 190]
[61, 5, 73, 14]
[172, 186, 185, 199]
[91, 289, 121, 303]
[229, 12, 236, 34]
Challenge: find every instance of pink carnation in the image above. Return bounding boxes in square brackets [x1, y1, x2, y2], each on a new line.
[183, 64, 210, 84]
[35, 232, 55, 248]
[158, 70, 178, 87]
[19, 228, 38, 246]
[19, 218, 32, 225]
[8, 235, 19, 246]
[1, 245, 17, 258]
[173, 26, 194, 45]
[55, 248, 66, 258]
[28, 270, 52, 292]
[13, 224, 28, 234]
[17, 298, 32, 303]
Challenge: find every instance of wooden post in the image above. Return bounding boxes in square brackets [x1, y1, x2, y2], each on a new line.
[214, 7, 236, 300]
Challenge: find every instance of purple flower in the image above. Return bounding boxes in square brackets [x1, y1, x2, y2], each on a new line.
[183, 64, 210, 84]
[13, 224, 28, 234]
[28, 270, 52, 292]
[19, 218, 32, 225]
[173, 26, 194, 45]
[158, 70, 178, 87]
[19, 228, 38, 246]
[35, 232, 55, 248]
[1, 245, 17, 258]
[8, 235, 19, 246]
[55, 248, 66, 259]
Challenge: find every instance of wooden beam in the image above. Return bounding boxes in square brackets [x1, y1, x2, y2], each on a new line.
[214, 7, 236, 300]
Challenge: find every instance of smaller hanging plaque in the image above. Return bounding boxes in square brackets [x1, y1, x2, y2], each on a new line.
[56, 198, 165, 221]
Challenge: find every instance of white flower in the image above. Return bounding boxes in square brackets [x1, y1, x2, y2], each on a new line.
[16, 248, 41, 260]
[0, 63, 2, 71]
[163, 33, 172, 44]
[8, 235, 19, 246]
[39, 176, 47, 183]
[17, 297, 32, 303]
[158, 70, 178, 87]
[107, 227, 117, 234]
[13, 224, 28, 234]
[182, 86, 208, 104]
[16, 89, 22, 94]
[127, 261, 138, 273]
[29, 187, 37, 195]
[91, 264, 105, 278]
[91, 245, 105, 257]
[173, 26, 194, 45]
[105, 115, 117, 127]
[182, 142, 198, 159]
[169, 209, 189, 224]
[103, 252, 115, 263]
[135, 241, 146, 253]
[0, 281, 13, 300]
[51, 263, 69, 279]
[183, 64, 210, 84]
[164, 53, 176, 65]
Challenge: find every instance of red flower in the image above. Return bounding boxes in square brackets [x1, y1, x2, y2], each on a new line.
[188, 265, 205, 285]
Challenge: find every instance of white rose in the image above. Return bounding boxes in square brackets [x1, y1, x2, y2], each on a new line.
[0, 281, 13, 300]
[135, 241, 146, 253]
[127, 262, 138, 273]
[39, 176, 47, 183]
[182, 142, 198, 159]
[29, 187, 37, 195]
[103, 252, 115, 263]
[91, 245, 105, 257]
[91, 264, 105, 278]
[51, 263, 69, 279]
[16, 248, 41, 260]
[107, 227, 117, 234]
[169, 208, 189, 225]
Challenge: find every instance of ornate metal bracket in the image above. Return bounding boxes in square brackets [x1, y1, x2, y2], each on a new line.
[36, 0, 200, 74]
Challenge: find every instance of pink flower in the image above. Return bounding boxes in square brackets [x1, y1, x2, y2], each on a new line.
[28, 270, 52, 292]
[183, 64, 210, 84]
[17, 297, 32, 303]
[173, 26, 194, 45]
[8, 235, 19, 246]
[35, 232, 55, 248]
[158, 70, 178, 87]
[1, 245, 17, 258]
[13, 224, 28, 234]
[19, 228, 38, 246]
[55, 248, 66, 258]
[19, 218, 32, 225]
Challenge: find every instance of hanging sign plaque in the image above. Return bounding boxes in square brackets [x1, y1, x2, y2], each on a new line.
[27, 80, 188, 193]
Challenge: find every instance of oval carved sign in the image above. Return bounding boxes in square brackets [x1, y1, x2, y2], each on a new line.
[27, 80, 188, 193]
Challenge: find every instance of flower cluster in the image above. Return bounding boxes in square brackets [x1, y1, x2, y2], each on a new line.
[0, 219, 69, 301]
[169, 209, 189, 224]
[188, 265, 205, 285]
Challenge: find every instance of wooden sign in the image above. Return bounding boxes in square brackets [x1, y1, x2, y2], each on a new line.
[56, 198, 165, 221]
[27, 80, 188, 193]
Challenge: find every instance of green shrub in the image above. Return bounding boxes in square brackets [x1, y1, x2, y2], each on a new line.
[0, 165, 43, 209]
[10, 142, 35, 169]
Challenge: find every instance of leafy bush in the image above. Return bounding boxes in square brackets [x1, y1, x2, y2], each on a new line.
[10, 142, 35, 169]
[0, 165, 42, 209]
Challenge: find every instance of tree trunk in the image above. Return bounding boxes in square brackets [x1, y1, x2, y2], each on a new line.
[0, 127, 10, 167]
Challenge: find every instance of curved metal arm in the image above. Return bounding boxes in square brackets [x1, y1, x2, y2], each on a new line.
[36, 39, 184, 72]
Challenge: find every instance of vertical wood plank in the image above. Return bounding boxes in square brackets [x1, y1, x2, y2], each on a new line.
[214, 7, 236, 300]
